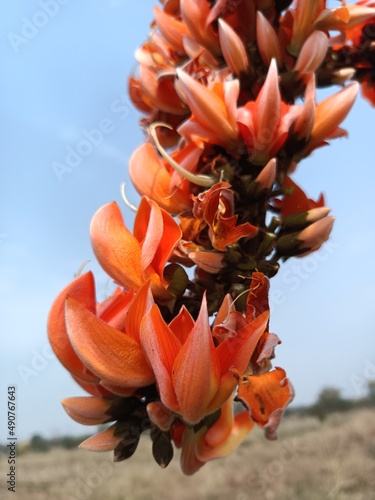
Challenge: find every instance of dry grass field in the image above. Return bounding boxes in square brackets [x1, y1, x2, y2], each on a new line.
[1, 408, 375, 500]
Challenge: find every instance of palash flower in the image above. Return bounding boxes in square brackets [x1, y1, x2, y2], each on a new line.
[287, 0, 375, 55]
[180, 0, 221, 56]
[90, 197, 182, 301]
[179, 366, 293, 475]
[296, 81, 359, 159]
[139, 283, 270, 425]
[49, 275, 156, 397]
[192, 181, 259, 251]
[129, 142, 200, 215]
[48, 271, 134, 397]
[176, 69, 240, 150]
[237, 59, 300, 165]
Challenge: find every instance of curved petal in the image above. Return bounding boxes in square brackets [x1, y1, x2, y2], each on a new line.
[61, 396, 112, 425]
[79, 426, 121, 451]
[71, 375, 110, 397]
[90, 202, 143, 291]
[139, 65, 187, 115]
[65, 297, 155, 388]
[154, 6, 190, 54]
[172, 295, 220, 424]
[140, 304, 181, 413]
[134, 197, 182, 283]
[134, 198, 164, 271]
[168, 305, 195, 345]
[47, 272, 99, 383]
[236, 367, 294, 440]
[124, 281, 154, 344]
[196, 398, 255, 461]
[177, 70, 238, 144]
[97, 288, 134, 330]
[129, 143, 192, 214]
[180, 0, 220, 55]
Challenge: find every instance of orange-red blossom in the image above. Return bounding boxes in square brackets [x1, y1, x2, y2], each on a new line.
[90, 197, 181, 300]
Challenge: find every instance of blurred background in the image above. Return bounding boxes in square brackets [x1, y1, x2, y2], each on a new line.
[1, 2, 375, 496]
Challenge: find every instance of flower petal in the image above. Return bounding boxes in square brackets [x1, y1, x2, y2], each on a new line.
[140, 304, 182, 413]
[79, 426, 121, 452]
[47, 272, 99, 383]
[90, 202, 143, 291]
[236, 367, 294, 440]
[129, 143, 192, 214]
[65, 297, 154, 388]
[61, 396, 112, 425]
[172, 294, 220, 424]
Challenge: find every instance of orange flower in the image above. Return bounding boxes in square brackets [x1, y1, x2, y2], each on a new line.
[296, 81, 359, 159]
[176, 69, 240, 150]
[48, 271, 133, 397]
[180, 0, 221, 56]
[140, 281, 270, 425]
[90, 198, 181, 300]
[64, 280, 155, 395]
[192, 181, 258, 251]
[129, 141, 204, 215]
[179, 393, 255, 475]
[237, 59, 299, 165]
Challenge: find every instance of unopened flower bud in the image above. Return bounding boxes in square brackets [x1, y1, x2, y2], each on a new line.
[218, 19, 250, 75]
[283, 207, 331, 231]
[297, 216, 335, 251]
[294, 31, 328, 74]
[277, 216, 334, 256]
[255, 158, 277, 191]
[189, 251, 225, 274]
[256, 11, 282, 67]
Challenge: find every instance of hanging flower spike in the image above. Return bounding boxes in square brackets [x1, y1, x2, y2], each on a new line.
[65, 280, 155, 395]
[140, 292, 269, 425]
[48, 272, 134, 396]
[90, 198, 182, 301]
[176, 69, 240, 150]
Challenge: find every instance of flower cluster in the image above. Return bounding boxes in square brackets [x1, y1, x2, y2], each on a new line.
[49, 0, 375, 474]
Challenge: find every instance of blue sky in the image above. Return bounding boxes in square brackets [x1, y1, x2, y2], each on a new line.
[1, 1, 375, 442]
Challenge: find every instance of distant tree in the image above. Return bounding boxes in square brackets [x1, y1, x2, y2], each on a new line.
[29, 434, 51, 452]
[309, 387, 351, 421]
